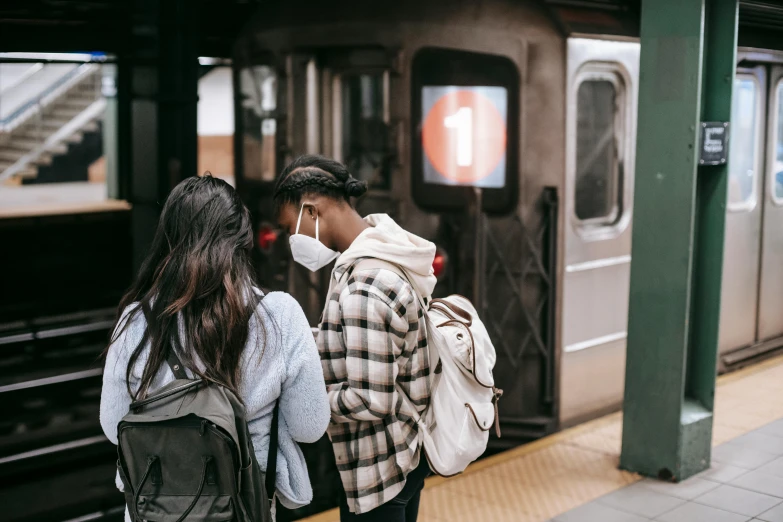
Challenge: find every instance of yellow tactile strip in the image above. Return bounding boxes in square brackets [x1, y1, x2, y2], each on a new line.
[300, 354, 783, 522]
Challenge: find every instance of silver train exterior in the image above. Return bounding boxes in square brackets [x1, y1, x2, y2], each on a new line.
[232, 0, 783, 442]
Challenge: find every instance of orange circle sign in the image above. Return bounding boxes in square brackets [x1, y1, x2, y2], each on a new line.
[422, 89, 507, 184]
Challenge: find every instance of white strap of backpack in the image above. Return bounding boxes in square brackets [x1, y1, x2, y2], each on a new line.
[351, 258, 430, 312]
[353, 258, 434, 429]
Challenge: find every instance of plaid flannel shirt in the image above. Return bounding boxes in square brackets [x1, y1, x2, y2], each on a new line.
[318, 259, 431, 514]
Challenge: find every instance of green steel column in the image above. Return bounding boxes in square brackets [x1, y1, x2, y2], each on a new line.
[621, 0, 737, 481]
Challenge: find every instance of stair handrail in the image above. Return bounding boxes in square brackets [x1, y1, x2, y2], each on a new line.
[0, 98, 106, 182]
[0, 63, 44, 96]
[0, 63, 100, 134]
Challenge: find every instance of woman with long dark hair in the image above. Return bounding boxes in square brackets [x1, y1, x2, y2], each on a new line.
[100, 175, 329, 517]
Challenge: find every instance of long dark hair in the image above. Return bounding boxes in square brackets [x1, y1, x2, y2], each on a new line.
[273, 154, 368, 212]
[108, 175, 266, 400]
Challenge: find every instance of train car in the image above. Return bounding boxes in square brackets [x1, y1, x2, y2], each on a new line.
[231, 0, 783, 517]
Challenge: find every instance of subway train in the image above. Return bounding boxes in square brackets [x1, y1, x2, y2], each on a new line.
[230, 1, 783, 516]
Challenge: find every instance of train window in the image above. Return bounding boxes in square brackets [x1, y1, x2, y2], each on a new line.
[728, 77, 759, 211]
[574, 74, 623, 224]
[774, 80, 783, 203]
[239, 65, 278, 182]
[339, 73, 391, 190]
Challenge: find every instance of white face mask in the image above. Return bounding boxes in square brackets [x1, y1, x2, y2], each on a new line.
[289, 204, 339, 272]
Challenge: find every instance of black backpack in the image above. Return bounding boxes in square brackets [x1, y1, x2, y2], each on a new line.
[116, 296, 277, 522]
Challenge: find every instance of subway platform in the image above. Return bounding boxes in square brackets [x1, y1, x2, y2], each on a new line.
[303, 356, 783, 522]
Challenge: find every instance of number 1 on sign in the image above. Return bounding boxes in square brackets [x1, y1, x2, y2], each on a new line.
[444, 107, 473, 167]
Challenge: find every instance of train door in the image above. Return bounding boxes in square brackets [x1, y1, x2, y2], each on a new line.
[289, 50, 398, 321]
[718, 66, 767, 357]
[718, 62, 783, 370]
[560, 38, 639, 425]
[756, 66, 783, 343]
[236, 50, 397, 324]
[720, 62, 783, 365]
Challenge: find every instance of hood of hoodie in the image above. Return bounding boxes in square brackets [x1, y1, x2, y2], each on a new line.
[334, 214, 437, 299]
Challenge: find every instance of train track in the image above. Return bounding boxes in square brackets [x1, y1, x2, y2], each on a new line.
[0, 308, 124, 522]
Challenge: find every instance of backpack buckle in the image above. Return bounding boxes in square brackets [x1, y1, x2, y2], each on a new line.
[492, 387, 503, 439]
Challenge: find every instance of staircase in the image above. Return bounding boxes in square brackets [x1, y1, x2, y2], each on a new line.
[0, 64, 104, 185]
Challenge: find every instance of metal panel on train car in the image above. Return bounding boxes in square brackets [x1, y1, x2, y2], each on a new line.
[560, 38, 639, 425]
[719, 67, 767, 354]
[756, 66, 783, 342]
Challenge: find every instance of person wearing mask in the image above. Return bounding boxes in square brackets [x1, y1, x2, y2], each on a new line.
[274, 155, 437, 522]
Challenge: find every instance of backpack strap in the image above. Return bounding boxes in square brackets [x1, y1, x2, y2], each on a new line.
[351, 257, 438, 379]
[266, 401, 279, 502]
[353, 259, 436, 434]
[352, 258, 430, 311]
[138, 300, 189, 380]
[166, 350, 189, 380]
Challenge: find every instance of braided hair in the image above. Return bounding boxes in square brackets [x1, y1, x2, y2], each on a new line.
[273, 155, 368, 212]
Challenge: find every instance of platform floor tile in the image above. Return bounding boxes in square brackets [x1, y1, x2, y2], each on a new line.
[693, 484, 781, 517]
[596, 482, 686, 518]
[712, 442, 779, 470]
[730, 469, 783, 498]
[637, 476, 720, 500]
[757, 502, 783, 522]
[552, 501, 648, 522]
[655, 502, 751, 522]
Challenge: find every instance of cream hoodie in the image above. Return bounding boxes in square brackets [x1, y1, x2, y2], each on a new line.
[333, 213, 438, 299]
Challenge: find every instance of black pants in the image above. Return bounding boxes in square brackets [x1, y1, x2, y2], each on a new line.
[339, 458, 431, 522]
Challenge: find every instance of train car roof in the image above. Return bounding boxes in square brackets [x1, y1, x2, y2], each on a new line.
[542, 0, 783, 50]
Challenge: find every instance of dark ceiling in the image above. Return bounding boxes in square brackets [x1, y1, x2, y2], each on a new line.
[0, 0, 262, 57]
[1, 0, 783, 57]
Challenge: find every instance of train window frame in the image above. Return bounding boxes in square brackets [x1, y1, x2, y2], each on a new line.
[570, 62, 629, 236]
[236, 64, 281, 184]
[771, 78, 783, 206]
[727, 73, 762, 213]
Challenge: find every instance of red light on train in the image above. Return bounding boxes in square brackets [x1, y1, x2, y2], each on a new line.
[257, 226, 278, 251]
[433, 250, 447, 279]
